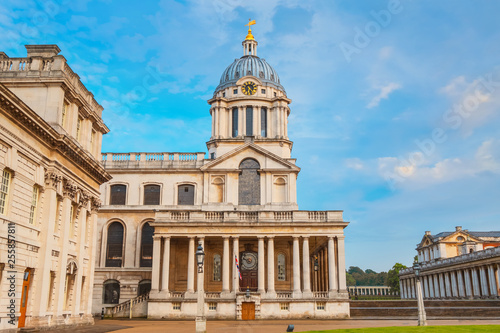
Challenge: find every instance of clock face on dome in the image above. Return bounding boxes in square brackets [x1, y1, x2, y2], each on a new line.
[242, 81, 257, 95]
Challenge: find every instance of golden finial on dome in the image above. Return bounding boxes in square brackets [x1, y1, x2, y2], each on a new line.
[245, 19, 256, 40]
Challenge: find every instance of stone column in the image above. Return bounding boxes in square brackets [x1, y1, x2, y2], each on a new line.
[479, 266, 489, 297]
[232, 237, 240, 293]
[488, 265, 498, 297]
[187, 237, 195, 293]
[450, 271, 458, 298]
[267, 237, 276, 297]
[438, 273, 445, 298]
[86, 202, 100, 314]
[410, 278, 415, 299]
[323, 247, 328, 291]
[222, 236, 230, 296]
[32, 172, 60, 318]
[327, 237, 337, 296]
[302, 237, 312, 297]
[151, 236, 162, 293]
[258, 236, 265, 294]
[471, 268, 481, 298]
[72, 202, 87, 314]
[292, 236, 302, 297]
[428, 275, 435, 298]
[399, 280, 404, 298]
[423, 276, 429, 298]
[464, 269, 473, 298]
[337, 236, 347, 292]
[444, 272, 452, 298]
[161, 237, 170, 294]
[457, 270, 465, 298]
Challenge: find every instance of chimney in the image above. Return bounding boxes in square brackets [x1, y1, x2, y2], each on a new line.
[455, 226, 462, 232]
[425, 231, 431, 236]
[25, 45, 61, 58]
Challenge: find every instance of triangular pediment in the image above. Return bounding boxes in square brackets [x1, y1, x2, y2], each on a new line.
[418, 234, 434, 248]
[201, 143, 300, 172]
[442, 231, 481, 243]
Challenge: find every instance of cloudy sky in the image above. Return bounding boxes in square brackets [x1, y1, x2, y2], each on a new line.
[2, 0, 500, 272]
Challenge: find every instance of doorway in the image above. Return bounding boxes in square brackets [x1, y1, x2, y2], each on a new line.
[18, 268, 32, 328]
[241, 302, 255, 320]
[240, 251, 258, 291]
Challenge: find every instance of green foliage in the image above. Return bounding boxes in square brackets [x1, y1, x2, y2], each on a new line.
[386, 262, 407, 294]
[346, 266, 388, 286]
[302, 325, 500, 333]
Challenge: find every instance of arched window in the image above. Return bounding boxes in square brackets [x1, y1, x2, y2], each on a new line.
[110, 184, 126, 205]
[213, 254, 221, 281]
[277, 253, 286, 281]
[238, 159, 260, 205]
[106, 222, 124, 267]
[103, 280, 120, 304]
[140, 223, 154, 267]
[138, 279, 151, 296]
[144, 184, 160, 205]
[178, 184, 195, 205]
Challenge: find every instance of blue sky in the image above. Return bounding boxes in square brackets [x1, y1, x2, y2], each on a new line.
[2, 0, 500, 272]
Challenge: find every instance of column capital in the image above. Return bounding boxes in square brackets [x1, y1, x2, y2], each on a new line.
[257, 235, 265, 240]
[222, 235, 230, 239]
[232, 235, 239, 239]
[163, 236, 171, 241]
[293, 236, 300, 241]
[302, 236, 310, 240]
[267, 236, 275, 240]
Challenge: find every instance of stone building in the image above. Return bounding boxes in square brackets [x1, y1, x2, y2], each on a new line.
[0, 45, 110, 330]
[93, 27, 350, 320]
[400, 227, 500, 300]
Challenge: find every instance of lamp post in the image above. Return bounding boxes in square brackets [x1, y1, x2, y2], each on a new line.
[413, 262, 427, 326]
[196, 242, 206, 333]
[313, 256, 319, 292]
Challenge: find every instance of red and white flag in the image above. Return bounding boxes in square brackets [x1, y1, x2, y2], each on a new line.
[235, 255, 242, 280]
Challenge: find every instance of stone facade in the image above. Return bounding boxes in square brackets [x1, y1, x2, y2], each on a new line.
[400, 227, 500, 300]
[93, 29, 350, 320]
[0, 45, 110, 330]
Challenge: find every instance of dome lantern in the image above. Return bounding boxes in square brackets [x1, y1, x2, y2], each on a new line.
[243, 19, 257, 56]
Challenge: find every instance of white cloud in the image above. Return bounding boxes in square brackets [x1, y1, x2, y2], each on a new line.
[366, 82, 401, 109]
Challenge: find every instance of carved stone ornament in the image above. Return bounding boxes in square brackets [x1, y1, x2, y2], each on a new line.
[90, 196, 102, 212]
[63, 179, 78, 200]
[79, 190, 91, 208]
[44, 170, 62, 190]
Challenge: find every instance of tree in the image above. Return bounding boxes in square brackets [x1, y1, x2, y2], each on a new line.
[346, 271, 356, 286]
[386, 263, 407, 294]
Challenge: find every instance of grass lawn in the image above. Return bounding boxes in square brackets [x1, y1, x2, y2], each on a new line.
[302, 325, 500, 333]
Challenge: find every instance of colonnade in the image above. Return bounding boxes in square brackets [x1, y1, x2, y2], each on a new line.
[348, 286, 397, 296]
[211, 105, 289, 139]
[401, 263, 500, 299]
[150, 235, 347, 298]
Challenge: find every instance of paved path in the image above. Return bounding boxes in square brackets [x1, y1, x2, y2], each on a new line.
[46, 319, 500, 333]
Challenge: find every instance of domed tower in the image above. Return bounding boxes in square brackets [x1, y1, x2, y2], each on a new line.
[207, 21, 292, 159]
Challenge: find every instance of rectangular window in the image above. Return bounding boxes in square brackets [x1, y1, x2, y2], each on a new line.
[0, 169, 11, 215]
[28, 186, 39, 224]
[110, 184, 127, 205]
[232, 108, 238, 137]
[280, 303, 289, 311]
[208, 302, 217, 311]
[233, 89, 238, 95]
[246, 106, 253, 136]
[261, 107, 267, 137]
[316, 302, 325, 310]
[144, 184, 161, 205]
[76, 117, 82, 141]
[173, 302, 181, 311]
[90, 130, 96, 154]
[261, 89, 266, 94]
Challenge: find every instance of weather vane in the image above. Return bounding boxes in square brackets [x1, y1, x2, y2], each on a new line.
[245, 19, 256, 40]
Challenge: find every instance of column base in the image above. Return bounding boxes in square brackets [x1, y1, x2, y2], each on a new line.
[195, 317, 206, 333]
[184, 291, 197, 299]
[265, 291, 277, 299]
[220, 291, 232, 298]
[292, 291, 303, 299]
[328, 290, 338, 298]
[302, 291, 313, 298]
[158, 290, 170, 298]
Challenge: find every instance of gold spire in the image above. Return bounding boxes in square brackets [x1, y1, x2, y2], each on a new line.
[245, 19, 256, 40]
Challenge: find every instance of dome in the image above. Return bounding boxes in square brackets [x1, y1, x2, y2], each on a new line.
[215, 55, 285, 94]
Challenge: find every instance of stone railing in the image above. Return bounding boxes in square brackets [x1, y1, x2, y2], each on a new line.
[157, 210, 344, 223]
[170, 292, 184, 299]
[205, 292, 221, 299]
[276, 292, 292, 299]
[313, 292, 328, 298]
[400, 247, 500, 276]
[102, 152, 205, 169]
[108, 292, 149, 316]
[0, 53, 103, 117]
